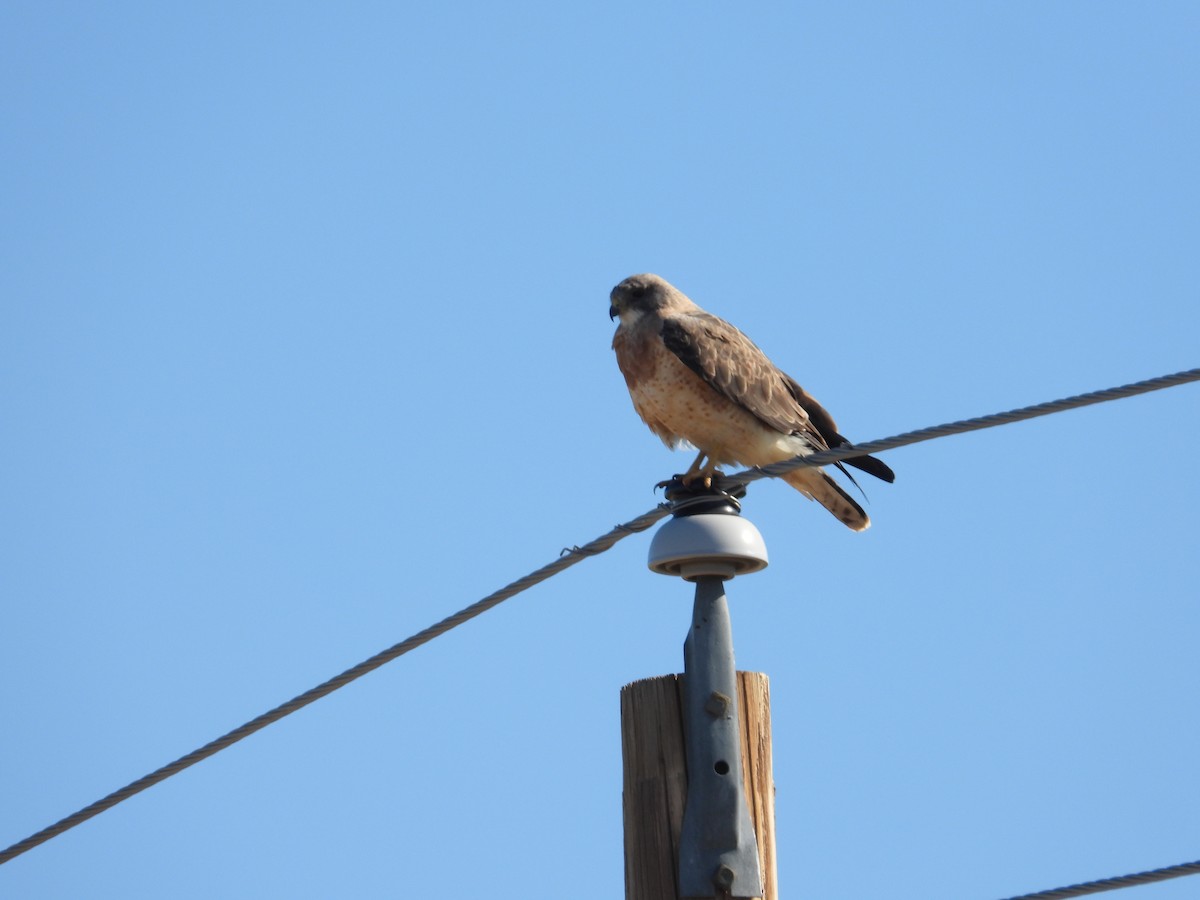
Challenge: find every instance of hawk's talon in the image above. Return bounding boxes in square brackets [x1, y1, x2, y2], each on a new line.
[658, 469, 727, 492]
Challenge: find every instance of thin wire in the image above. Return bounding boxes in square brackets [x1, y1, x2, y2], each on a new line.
[0, 508, 667, 867]
[2, 366, 1198, 868]
[730, 366, 1200, 486]
[995, 858, 1200, 899]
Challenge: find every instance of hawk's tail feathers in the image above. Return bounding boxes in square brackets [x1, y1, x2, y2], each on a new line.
[783, 468, 870, 532]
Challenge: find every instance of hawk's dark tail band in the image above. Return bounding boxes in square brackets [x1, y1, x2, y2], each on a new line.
[784, 468, 871, 532]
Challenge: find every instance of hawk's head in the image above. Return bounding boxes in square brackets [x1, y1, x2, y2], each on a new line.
[609, 273, 688, 323]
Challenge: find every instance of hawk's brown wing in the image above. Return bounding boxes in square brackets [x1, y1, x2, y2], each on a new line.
[660, 312, 830, 446]
[661, 312, 895, 483]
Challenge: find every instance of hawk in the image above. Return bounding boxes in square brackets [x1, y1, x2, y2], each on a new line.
[610, 273, 894, 531]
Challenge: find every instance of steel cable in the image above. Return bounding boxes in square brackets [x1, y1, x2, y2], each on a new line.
[995, 858, 1200, 899]
[2, 366, 1197, 867]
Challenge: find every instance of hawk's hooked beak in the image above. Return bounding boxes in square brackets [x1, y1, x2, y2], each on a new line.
[608, 304, 618, 320]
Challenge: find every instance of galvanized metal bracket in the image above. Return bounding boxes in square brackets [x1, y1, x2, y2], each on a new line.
[678, 576, 764, 899]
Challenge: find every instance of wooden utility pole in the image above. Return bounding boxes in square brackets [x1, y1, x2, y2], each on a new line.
[621, 671, 777, 900]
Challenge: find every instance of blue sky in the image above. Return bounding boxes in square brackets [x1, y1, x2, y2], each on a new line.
[2, 3, 1198, 898]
